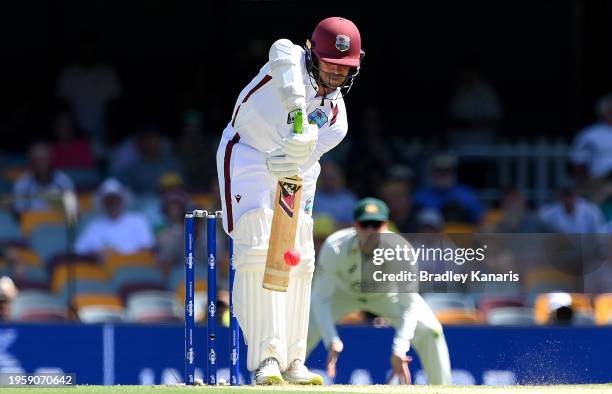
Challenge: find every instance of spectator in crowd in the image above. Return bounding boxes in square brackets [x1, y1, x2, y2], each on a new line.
[346, 107, 394, 197]
[313, 161, 357, 227]
[13, 142, 75, 215]
[379, 169, 416, 233]
[122, 126, 181, 194]
[75, 178, 154, 255]
[313, 214, 337, 258]
[538, 182, 606, 234]
[414, 154, 484, 224]
[0, 276, 18, 321]
[571, 93, 612, 203]
[55, 34, 121, 154]
[156, 189, 191, 276]
[547, 292, 574, 325]
[448, 70, 503, 145]
[494, 189, 547, 233]
[50, 112, 96, 171]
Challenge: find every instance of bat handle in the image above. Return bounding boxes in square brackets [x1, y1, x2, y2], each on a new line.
[293, 109, 304, 134]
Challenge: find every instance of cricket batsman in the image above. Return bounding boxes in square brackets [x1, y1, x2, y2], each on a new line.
[215, 17, 364, 384]
[307, 198, 452, 385]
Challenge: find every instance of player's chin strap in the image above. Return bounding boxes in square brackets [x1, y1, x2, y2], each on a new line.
[304, 40, 365, 104]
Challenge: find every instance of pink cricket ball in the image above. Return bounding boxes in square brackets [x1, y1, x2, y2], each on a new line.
[284, 249, 301, 267]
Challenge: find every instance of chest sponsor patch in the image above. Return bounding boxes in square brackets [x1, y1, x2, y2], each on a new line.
[308, 108, 329, 129]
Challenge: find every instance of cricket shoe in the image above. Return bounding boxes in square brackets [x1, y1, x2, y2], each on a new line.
[255, 357, 285, 385]
[282, 359, 324, 385]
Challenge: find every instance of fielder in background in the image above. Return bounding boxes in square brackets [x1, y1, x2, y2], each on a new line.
[216, 17, 364, 385]
[307, 198, 452, 385]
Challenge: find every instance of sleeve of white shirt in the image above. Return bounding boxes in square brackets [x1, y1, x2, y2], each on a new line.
[75, 221, 103, 254]
[392, 292, 420, 356]
[302, 100, 348, 170]
[570, 128, 593, 165]
[310, 238, 341, 348]
[132, 214, 155, 250]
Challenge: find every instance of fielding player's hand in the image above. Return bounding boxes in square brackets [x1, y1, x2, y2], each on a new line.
[388, 353, 412, 384]
[280, 123, 318, 165]
[326, 339, 344, 379]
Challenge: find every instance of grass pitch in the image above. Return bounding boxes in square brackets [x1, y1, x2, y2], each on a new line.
[4, 385, 612, 394]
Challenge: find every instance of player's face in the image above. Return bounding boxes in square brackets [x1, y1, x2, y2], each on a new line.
[318, 60, 351, 89]
[356, 221, 387, 254]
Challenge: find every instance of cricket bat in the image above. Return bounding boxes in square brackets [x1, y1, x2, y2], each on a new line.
[263, 110, 304, 292]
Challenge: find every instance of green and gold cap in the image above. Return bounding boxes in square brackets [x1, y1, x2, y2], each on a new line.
[353, 198, 390, 223]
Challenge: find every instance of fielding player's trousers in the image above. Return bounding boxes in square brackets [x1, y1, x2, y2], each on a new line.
[307, 292, 452, 385]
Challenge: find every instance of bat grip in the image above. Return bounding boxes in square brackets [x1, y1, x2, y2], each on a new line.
[293, 110, 304, 134]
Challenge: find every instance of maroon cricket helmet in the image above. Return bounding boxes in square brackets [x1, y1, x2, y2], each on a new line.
[311, 17, 362, 68]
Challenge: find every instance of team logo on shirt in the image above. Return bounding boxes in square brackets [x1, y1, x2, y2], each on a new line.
[308, 108, 328, 128]
[336, 35, 350, 52]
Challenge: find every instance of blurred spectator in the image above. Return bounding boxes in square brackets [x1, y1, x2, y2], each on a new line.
[414, 154, 484, 224]
[75, 178, 154, 255]
[571, 93, 612, 203]
[414, 209, 467, 293]
[313, 161, 357, 227]
[0, 276, 18, 321]
[547, 292, 574, 325]
[50, 112, 95, 170]
[313, 214, 337, 257]
[177, 110, 217, 191]
[122, 126, 181, 194]
[347, 107, 394, 197]
[379, 174, 416, 233]
[156, 190, 191, 276]
[416, 208, 444, 233]
[56, 34, 121, 153]
[13, 142, 75, 215]
[538, 182, 606, 233]
[448, 70, 503, 145]
[494, 189, 547, 233]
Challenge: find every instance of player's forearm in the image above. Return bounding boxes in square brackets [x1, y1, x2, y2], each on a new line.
[392, 294, 419, 356]
[311, 295, 340, 348]
[268, 39, 306, 112]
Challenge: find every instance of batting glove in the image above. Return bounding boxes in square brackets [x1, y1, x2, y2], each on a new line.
[280, 123, 318, 166]
[266, 148, 300, 179]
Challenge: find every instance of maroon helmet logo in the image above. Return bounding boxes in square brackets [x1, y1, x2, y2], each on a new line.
[335, 35, 350, 52]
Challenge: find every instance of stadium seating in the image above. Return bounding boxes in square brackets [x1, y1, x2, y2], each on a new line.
[30, 224, 69, 263]
[594, 293, 612, 325]
[125, 290, 182, 323]
[11, 290, 68, 321]
[77, 192, 95, 214]
[478, 296, 526, 319]
[112, 266, 165, 302]
[486, 307, 536, 325]
[103, 250, 156, 274]
[423, 293, 476, 312]
[435, 309, 482, 324]
[0, 211, 21, 240]
[78, 305, 125, 323]
[51, 263, 108, 293]
[74, 294, 123, 309]
[20, 210, 65, 236]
